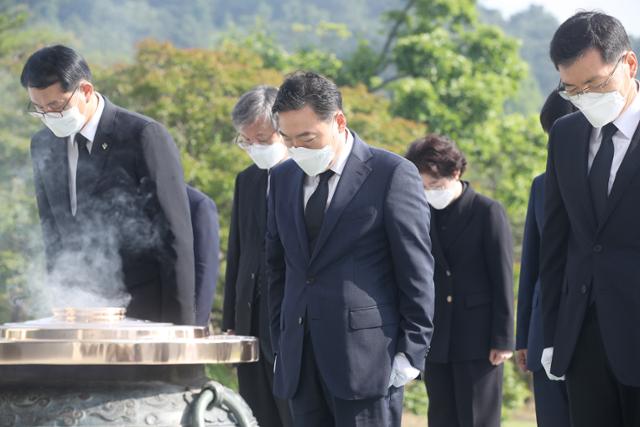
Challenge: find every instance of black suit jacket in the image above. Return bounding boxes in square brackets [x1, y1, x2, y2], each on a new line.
[187, 185, 219, 327]
[427, 183, 514, 363]
[516, 173, 545, 371]
[541, 111, 640, 385]
[30, 97, 195, 325]
[266, 133, 435, 400]
[222, 165, 274, 359]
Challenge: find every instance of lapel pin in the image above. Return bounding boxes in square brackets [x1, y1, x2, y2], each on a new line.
[101, 143, 108, 150]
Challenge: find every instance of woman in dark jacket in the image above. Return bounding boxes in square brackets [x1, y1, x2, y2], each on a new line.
[406, 134, 514, 427]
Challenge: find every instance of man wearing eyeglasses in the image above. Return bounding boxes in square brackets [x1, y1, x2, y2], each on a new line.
[21, 45, 195, 326]
[222, 86, 293, 427]
[541, 12, 640, 426]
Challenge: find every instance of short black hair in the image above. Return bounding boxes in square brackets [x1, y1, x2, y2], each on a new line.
[550, 11, 631, 68]
[272, 71, 342, 121]
[539, 89, 577, 133]
[405, 134, 467, 179]
[20, 45, 92, 91]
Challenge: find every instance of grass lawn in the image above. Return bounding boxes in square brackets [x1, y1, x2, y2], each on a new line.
[503, 421, 536, 427]
[401, 410, 536, 427]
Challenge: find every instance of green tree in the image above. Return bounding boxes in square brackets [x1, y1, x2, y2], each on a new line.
[9, 0, 407, 63]
[480, 4, 560, 103]
[97, 40, 284, 267]
[348, 0, 526, 136]
[338, 0, 547, 241]
[0, 5, 74, 322]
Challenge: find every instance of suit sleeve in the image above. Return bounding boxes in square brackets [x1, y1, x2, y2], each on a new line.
[383, 160, 435, 371]
[516, 179, 540, 350]
[266, 171, 286, 356]
[31, 143, 62, 271]
[540, 128, 570, 348]
[482, 201, 515, 351]
[222, 175, 242, 331]
[140, 122, 195, 325]
[193, 196, 220, 327]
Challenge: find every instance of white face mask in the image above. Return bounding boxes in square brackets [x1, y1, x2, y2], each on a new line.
[245, 142, 287, 169]
[288, 145, 335, 177]
[40, 105, 86, 138]
[561, 90, 626, 128]
[425, 188, 457, 210]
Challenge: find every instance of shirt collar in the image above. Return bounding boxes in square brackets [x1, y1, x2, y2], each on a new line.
[78, 92, 105, 143]
[613, 80, 640, 140]
[329, 128, 354, 177]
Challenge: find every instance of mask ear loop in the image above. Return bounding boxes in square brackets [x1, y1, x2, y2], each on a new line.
[621, 55, 638, 103]
[630, 53, 639, 83]
[324, 115, 342, 172]
[334, 113, 347, 147]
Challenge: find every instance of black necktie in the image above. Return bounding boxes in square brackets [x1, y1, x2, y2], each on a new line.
[304, 169, 335, 252]
[75, 133, 92, 208]
[589, 123, 618, 223]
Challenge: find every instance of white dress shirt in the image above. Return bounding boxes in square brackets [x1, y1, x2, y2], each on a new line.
[67, 93, 105, 216]
[302, 129, 354, 210]
[587, 81, 640, 194]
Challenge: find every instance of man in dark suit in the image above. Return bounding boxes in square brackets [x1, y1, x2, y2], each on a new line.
[222, 86, 293, 427]
[187, 185, 219, 327]
[515, 90, 574, 427]
[266, 71, 435, 427]
[518, 175, 571, 427]
[541, 12, 640, 426]
[22, 45, 195, 325]
[406, 134, 514, 427]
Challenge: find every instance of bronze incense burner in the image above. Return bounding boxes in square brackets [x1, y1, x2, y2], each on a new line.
[0, 307, 259, 426]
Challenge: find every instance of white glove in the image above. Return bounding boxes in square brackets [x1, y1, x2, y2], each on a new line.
[541, 347, 565, 381]
[387, 352, 420, 388]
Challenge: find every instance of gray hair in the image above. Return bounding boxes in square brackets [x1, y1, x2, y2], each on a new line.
[232, 85, 279, 131]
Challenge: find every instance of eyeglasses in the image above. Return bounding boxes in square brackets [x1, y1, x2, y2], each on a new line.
[234, 130, 277, 149]
[424, 185, 448, 191]
[27, 86, 78, 119]
[557, 53, 627, 98]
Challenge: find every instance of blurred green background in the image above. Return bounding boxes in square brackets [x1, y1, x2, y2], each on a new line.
[4, 0, 638, 424]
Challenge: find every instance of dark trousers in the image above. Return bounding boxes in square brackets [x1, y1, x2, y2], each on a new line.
[290, 332, 404, 427]
[532, 368, 570, 427]
[565, 306, 640, 427]
[425, 359, 503, 427]
[238, 352, 293, 427]
[238, 294, 293, 427]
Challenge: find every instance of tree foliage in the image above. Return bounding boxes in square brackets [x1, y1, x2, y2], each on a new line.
[11, 0, 403, 62]
[96, 39, 430, 258]
[0, 5, 75, 322]
[480, 5, 560, 100]
[334, 0, 547, 246]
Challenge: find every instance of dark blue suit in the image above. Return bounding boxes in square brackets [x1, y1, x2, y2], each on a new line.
[542, 110, 640, 425]
[187, 185, 219, 327]
[516, 174, 569, 426]
[266, 132, 435, 425]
